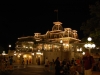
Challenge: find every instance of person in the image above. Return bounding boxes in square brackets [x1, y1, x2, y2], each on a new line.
[52, 59, 55, 65]
[98, 58, 100, 71]
[82, 50, 95, 75]
[76, 58, 81, 66]
[59, 62, 64, 75]
[70, 66, 79, 75]
[22, 58, 24, 66]
[71, 58, 75, 66]
[49, 62, 53, 72]
[26, 59, 28, 65]
[44, 57, 49, 71]
[9, 56, 13, 70]
[55, 57, 60, 75]
[62, 59, 66, 67]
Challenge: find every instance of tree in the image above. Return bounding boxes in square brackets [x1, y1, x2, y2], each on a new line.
[80, 1, 100, 46]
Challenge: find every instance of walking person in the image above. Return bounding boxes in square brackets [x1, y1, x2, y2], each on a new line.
[71, 58, 75, 66]
[55, 57, 60, 75]
[98, 58, 100, 71]
[26, 59, 28, 66]
[44, 58, 49, 71]
[9, 56, 13, 71]
[82, 50, 95, 75]
[22, 58, 24, 66]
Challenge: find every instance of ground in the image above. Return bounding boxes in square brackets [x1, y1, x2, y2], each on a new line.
[0, 65, 100, 75]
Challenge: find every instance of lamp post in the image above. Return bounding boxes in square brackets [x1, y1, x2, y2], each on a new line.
[9, 45, 11, 50]
[84, 37, 96, 53]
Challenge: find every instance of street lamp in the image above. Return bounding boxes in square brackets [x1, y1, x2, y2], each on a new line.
[9, 45, 11, 50]
[84, 37, 96, 53]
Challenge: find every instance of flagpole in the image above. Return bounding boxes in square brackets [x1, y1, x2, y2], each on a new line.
[57, 10, 58, 21]
[54, 9, 58, 21]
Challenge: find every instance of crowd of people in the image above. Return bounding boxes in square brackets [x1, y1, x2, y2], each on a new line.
[44, 50, 100, 75]
[45, 57, 82, 75]
[0, 56, 14, 72]
[0, 50, 100, 75]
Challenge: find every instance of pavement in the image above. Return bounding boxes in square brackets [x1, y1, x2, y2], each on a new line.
[0, 65, 55, 75]
[92, 71, 100, 75]
[0, 65, 100, 75]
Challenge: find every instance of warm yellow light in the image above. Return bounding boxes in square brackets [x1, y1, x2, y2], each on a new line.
[32, 53, 34, 55]
[36, 52, 42, 54]
[30, 47, 32, 48]
[41, 53, 43, 55]
[84, 43, 96, 48]
[82, 52, 85, 55]
[66, 44, 69, 46]
[14, 54, 16, 56]
[36, 52, 43, 55]
[18, 55, 20, 58]
[77, 49, 79, 51]
[92, 44, 96, 48]
[14, 51, 16, 53]
[60, 40, 63, 43]
[80, 48, 82, 51]
[84, 44, 88, 48]
[36, 40, 40, 41]
[26, 47, 28, 48]
[2, 51, 6, 55]
[29, 56, 31, 58]
[23, 46, 25, 48]
[55, 45, 57, 47]
[19, 53, 21, 55]
[23, 55, 27, 58]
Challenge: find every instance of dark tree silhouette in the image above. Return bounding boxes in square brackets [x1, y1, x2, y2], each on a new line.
[80, 1, 100, 46]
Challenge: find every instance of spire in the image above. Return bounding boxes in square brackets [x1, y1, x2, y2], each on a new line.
[54, 9, 58, 21]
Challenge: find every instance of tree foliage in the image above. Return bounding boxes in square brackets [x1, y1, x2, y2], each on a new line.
[80, 1, 100, 46]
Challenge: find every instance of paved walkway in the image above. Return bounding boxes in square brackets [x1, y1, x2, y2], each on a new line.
[92, 71, 100, 75]
[0, 65, 55, 75]
[0, 65, 100, 75]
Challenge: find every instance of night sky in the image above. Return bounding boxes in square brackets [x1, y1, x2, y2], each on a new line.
[0, 0, 97, 50]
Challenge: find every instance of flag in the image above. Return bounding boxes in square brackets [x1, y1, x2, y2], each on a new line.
[54, 9, 58, 12]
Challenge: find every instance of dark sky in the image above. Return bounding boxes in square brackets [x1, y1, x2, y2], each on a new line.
[0, 0, 97, 50]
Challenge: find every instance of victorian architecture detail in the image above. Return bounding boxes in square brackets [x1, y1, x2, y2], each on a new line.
[10, 21, 83, 65]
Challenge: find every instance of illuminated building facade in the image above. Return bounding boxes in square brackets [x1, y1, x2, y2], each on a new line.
[14, 21, 83, 65]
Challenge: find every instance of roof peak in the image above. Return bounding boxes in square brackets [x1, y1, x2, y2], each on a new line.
[53, 21, 62, 25]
